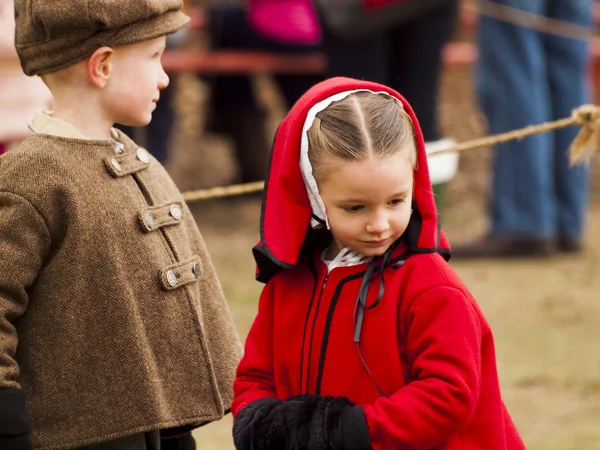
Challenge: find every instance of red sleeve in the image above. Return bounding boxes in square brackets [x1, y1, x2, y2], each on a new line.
[231, 281, 278, 416]
[363, 286, 483, 449]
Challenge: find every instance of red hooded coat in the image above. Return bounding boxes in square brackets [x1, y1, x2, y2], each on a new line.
[233, 78, 525, 450]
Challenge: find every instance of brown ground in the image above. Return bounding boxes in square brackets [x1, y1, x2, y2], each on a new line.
[164, 68, 600, 449]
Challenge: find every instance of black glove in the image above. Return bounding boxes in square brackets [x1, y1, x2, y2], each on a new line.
[233, 395, 372, 450]
[0, 388, 33, 450]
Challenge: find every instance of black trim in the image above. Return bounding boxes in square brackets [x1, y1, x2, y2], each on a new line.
[253, 243, 293, 283]
[314, 272, 362, 395]
[255, 124, 300, 279]
[299, 258, 319, 393]
[305, 271, 329, 393]
[405, 203, 451, 257]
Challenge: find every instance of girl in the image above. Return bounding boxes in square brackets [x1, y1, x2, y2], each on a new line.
[232, 77, 525, 449]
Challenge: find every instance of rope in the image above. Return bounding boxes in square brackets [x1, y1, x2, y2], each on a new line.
[465, 0, 596, 42]
[181, 104, 600, 202]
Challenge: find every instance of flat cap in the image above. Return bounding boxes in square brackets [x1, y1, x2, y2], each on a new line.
[15, 0, 190, 76]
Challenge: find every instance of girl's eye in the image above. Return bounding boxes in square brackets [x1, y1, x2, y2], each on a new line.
[389, 198, 405, 206]
[343, 205, 364, 213]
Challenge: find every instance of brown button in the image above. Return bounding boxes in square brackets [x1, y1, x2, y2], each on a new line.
[192, 263, 201, 277]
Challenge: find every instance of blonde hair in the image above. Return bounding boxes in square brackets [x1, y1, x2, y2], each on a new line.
[307, 91, 417, 181]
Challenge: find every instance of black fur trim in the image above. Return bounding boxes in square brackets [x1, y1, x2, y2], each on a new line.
[340, 405, 372, 449]
[233, 397, 282, 450]
[232, 395, 372, 449]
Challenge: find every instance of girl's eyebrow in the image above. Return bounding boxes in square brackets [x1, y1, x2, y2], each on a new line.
[338, 190, 410, 204]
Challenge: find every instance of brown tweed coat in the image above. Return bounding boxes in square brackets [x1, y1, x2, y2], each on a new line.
[0, 115, 242, 449]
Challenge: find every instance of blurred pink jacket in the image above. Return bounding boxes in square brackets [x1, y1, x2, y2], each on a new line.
[0, 0, 51, 145]
[248, 0, 321, 45]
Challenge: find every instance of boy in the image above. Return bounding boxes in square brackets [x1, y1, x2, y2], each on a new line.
[0, 1, 242, 449]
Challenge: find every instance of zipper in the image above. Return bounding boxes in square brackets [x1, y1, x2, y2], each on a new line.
[303, 271, 329, 394]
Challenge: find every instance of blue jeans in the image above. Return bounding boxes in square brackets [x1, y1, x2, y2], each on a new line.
[477, 0, 592, 239]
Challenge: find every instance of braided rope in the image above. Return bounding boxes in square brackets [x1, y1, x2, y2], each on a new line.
[181, 104, 600, 202]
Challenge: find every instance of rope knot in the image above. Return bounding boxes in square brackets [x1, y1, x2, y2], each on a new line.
[569, 104, 600, 165]
[571, 104, 600, 129]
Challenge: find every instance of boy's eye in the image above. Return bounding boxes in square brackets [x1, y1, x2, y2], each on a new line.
[342, 205, 364, 213]
[388, 198, 405, 206]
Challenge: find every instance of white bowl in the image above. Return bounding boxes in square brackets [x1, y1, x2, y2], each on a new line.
[426, 138, 459, 185]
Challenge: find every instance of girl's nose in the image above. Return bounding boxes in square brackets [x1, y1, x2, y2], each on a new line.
[366, 213, 390, 235]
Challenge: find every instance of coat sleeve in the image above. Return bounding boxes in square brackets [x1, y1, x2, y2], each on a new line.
[363, 286, 483, 450]
[232, 280, 278, 416]
[0, 191, 51, 448]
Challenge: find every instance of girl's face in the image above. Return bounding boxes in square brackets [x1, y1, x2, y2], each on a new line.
[318, 152, 414, 258]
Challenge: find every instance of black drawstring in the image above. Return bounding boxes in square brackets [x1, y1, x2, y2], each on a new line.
[352, 244, 400, 398]
[311, 214, 327, 229]
[353, 246, 394, 343]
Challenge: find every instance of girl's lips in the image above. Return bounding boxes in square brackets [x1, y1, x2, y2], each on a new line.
[363, 238, 390, 246]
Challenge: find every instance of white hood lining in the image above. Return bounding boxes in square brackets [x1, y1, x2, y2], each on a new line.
[299, 89, 403, 229]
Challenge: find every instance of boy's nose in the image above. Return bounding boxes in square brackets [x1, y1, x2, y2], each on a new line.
[158, 67, 170, 90]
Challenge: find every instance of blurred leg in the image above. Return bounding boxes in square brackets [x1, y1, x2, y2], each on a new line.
[160, 433, 196, 450]
[477, 0, 555, 238]
[546, 0, 592, 247]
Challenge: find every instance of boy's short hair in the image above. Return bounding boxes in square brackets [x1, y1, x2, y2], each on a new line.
[14, 0, 190, 76]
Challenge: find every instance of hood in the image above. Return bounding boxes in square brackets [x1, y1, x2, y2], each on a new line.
[253, 77, 450, 282]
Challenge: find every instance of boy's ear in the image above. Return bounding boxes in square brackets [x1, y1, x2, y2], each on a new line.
[88, 46, 114, 88]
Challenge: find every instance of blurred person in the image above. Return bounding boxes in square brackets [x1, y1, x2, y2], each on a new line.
[321, 0, 459, 149]
[205, 0, 323, 182]
[231, 78, 525, 450]
[0, 0, 51, 156]
[453, 0, 594, 258]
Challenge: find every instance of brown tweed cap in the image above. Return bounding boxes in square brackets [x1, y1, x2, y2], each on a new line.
[14, 0, 190, 76]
